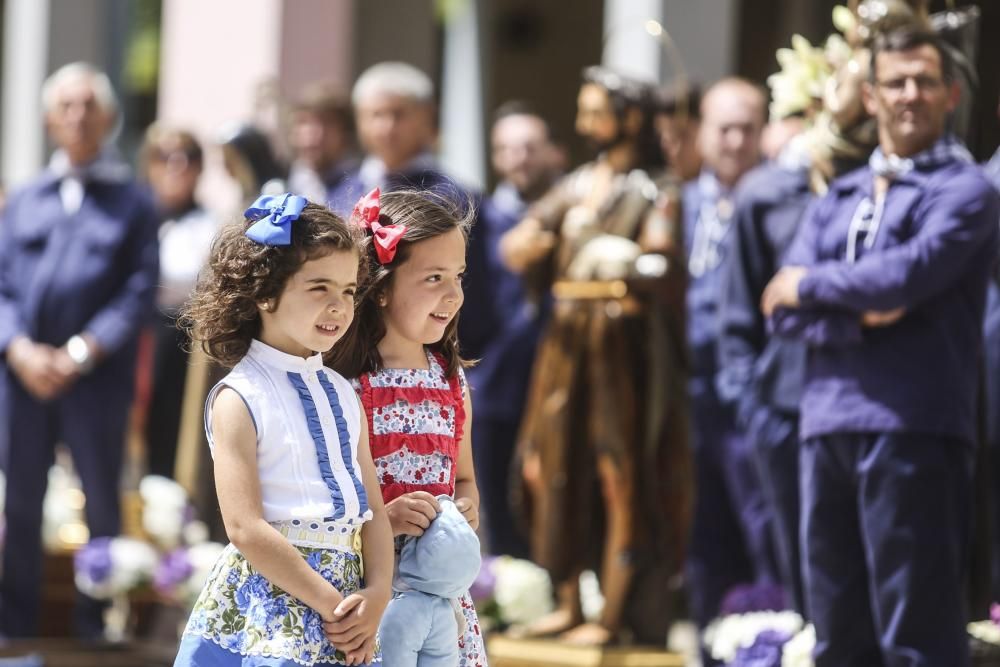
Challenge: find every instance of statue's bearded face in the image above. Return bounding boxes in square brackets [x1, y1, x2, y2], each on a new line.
[575, 83, 622, 154]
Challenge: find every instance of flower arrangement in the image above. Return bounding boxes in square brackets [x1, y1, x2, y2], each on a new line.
[766, 34, 833, 120]
[968, 603, 1000, 665]
[703, 583, 814, 667]
[470, 555, 554, 631]
[704, 610, 805, 666]
[74, 536, 160, 600]
[153, 541, 226, 607]
[781, 625, 816, 667]
[72, 475, 225, 638]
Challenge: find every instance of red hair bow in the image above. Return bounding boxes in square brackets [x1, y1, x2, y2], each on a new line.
[351, 187, 407, 264]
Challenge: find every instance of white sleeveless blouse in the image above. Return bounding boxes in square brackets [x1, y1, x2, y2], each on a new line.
[205, 339, 372, 525]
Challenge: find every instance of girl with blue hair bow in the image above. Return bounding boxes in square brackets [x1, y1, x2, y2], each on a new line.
[173, 194, 393, 666]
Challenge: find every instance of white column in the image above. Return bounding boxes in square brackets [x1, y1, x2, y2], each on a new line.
[439, 0, 485, 190]
[602, 0, 662, 82]
[2, 0, 50, 188]
[660, 0, 737, 84]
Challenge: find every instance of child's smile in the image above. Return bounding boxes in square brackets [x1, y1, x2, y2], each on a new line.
[259, 249, 359, 358]
[315, 321, 344, 337]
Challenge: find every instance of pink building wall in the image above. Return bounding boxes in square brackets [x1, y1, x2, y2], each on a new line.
[157, 0, 354, 216]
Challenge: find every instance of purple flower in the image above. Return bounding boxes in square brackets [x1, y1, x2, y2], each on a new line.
[74, 537, 113, 584]
[731, 629, 793, 667]
[991, 602, 1000, 626]
[469, 556, 497, 602]
[153, 548, 193, 595]
[720, 583, 788, 615]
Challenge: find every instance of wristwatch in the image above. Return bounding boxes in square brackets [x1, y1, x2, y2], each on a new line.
[66, 335, 96, 374]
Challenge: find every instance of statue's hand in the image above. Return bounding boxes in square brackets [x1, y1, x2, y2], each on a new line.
[500, 218, 556, 273]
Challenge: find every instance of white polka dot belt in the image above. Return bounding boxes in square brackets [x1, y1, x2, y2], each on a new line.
[271, 517, 363, 554]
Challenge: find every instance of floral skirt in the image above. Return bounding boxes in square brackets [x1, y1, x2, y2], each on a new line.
[174, 543, 380, 666]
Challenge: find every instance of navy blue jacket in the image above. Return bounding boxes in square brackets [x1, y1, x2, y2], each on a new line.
[979, 150, 1000, 448]
[684, 173, 736, 386]
[0, 169, 158, 462]
[717, 163, 812, 422]
[463, 187, 547, 422]
[327, 161, 470, 220]
[773, 159, 1000, 444]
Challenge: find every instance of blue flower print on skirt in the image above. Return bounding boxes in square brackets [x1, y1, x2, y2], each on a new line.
[174, 543, 380, 666]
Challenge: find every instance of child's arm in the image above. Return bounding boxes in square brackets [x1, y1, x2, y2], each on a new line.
[324, 398, 393, 665]
[454, 391, 481, 530]
[211, 387, 344, 617]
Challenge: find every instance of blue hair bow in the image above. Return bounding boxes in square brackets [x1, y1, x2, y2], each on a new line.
[244, 193, 309, 246]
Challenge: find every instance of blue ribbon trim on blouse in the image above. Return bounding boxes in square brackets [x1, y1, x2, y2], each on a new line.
[286, 371, 348, 519]
[318, 372, 370, 517]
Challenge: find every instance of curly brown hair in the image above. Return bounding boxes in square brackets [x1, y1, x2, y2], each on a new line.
[180, 203, 360, 367]
[326, 189, 474, 379]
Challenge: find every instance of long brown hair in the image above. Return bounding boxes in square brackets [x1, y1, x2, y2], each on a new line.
[326, 189, 474, 379]
[179, 203, 360, 367]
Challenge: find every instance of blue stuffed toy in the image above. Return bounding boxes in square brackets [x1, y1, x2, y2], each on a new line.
[379, 495, 482, 666]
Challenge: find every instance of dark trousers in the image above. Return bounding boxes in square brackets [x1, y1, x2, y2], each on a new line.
[981, 284, 1000, 600]
[0, 377, 127, 638]
[801, 433, 973, 667]
[472, 416, 529, 559]
[747, 405, 803, 614]
[686, 386, 778, 630]
[145, 311, 189, 479]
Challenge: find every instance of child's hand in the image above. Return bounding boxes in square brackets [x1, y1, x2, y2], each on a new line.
[317, 586, 345, 624]
[323, 587, 389, 658]
[455, 496, 479, 530]
[345, 634, 377, 666]
[385, 491, 440, 536]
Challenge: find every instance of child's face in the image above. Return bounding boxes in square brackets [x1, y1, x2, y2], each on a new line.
[382, 227, 466, 350]
[259, 249, 359, 359]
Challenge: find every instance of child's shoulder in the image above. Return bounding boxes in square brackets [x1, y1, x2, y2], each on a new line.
[214, 357, 260, 398]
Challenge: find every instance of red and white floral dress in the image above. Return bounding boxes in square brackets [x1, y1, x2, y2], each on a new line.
[354, 350, 487, 667]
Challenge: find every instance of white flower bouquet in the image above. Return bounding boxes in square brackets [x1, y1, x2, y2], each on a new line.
[74, 475, 224, 610]
[470, 555, 554, 630]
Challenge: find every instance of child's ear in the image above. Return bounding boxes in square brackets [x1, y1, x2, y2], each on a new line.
[257, 299, 275, 313]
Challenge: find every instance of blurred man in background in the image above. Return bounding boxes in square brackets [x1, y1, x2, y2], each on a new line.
[0, 62, 158, 638]
[287, 82, 356, 204]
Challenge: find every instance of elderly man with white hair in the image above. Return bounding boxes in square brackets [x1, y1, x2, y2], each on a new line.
[0, 62, 158, 638]
[329, 61, 456, 212]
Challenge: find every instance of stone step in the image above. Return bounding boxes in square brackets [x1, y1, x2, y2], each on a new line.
[487, 636, 687, 667]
